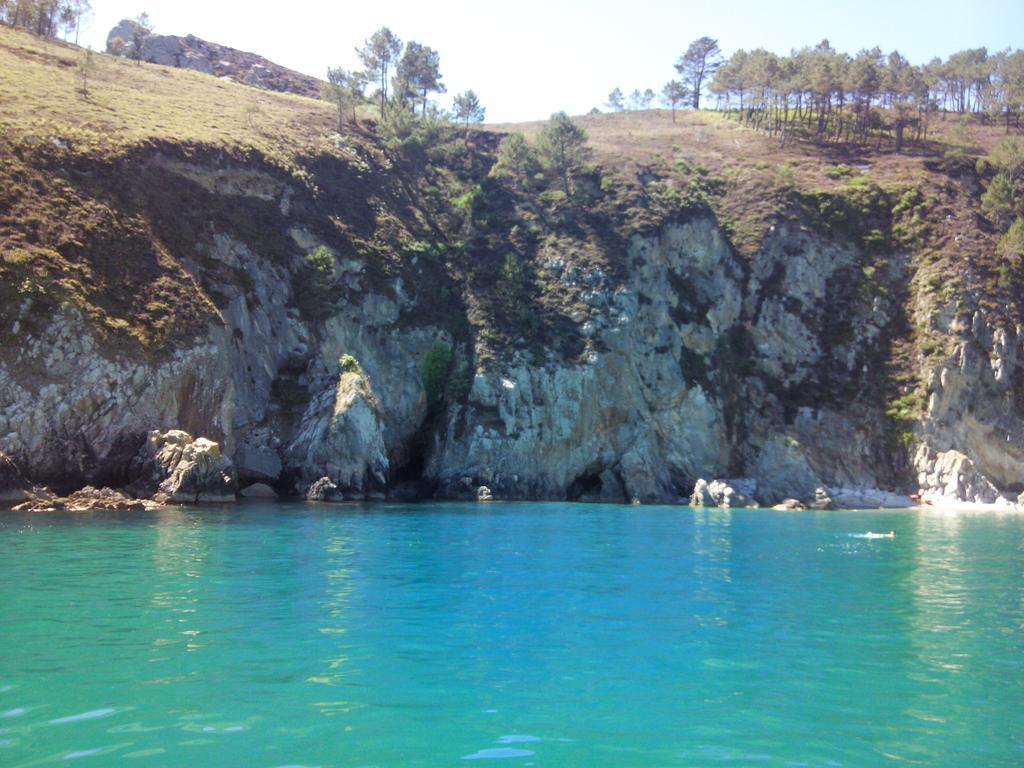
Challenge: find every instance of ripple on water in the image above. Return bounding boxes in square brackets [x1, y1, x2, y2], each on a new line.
[64, 747, 105, 760]
[462, 748, 536, 760]
[49, 708, 119, 725]
[497, 735, 541, 744]
[61, 742, 131, 760]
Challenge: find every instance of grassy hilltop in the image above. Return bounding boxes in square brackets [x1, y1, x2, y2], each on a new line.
[0, 22, 1019, 396]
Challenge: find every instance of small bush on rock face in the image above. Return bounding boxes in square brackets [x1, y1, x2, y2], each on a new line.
[421, 342, 453, 409]
[305, 245, 333, 272]
[339, 354, 361, 374]
[446, 371, 473, 403]
[296, 246, 336, 320]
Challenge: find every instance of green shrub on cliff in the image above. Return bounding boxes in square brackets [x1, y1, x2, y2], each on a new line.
[339, 354, 362, 374]
[421, 342, 453, 409]
[296, 246, 336, 320]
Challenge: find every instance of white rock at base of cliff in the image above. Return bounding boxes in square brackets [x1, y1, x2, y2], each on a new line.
[129, 430, 235, 504]
[828, 487, 916, 509]
[915, 445, 1001, 505]
[305, 477, 338, 501]
[773, 499, 807, 510]
[690, 478, 759, 508]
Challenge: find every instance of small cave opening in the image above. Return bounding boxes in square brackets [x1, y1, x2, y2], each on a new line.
[388, 434, 435, 499]
[275, 465, 304, 498]
[567, 470, 604, 502]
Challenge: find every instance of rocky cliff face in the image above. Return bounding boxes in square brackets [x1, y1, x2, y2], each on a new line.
[914, 312, 1024, 507]
[1, 132, 1020, 509]
[429, 218, 905, 504]
[0, 140, 925, 507]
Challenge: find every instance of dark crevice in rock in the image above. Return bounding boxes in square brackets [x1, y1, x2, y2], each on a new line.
[567, 469, 603, 502]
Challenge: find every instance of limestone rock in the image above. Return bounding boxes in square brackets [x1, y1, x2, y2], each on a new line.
[128, 430, 234, 504]
[239, 482, 278, 498]
[305, 476, 338, 501]
[915, 445, 1001, 505]
[5, 185, 1020, 510]
[287, 370, 388, 498]
[139, 34, 185, 67]
[64, 486, 149, 511]
[0, 452, 30, 504]
[104, 23, 321, 97]
[809, 486, 835, 510]
[690, 479, 714, 506]
[690, 478, 759, 508]
[235, 443, 283, 484]
[749, 436, 822, 506]
[829, 487, 916, 509]
[476, 485, 493, 502]
[14, 486, 154, 512]
[105, 19, 142, 53]
[773, 499, 807, 511]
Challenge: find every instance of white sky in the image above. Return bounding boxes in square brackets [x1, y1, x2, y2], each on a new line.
[78, 0, 1024, 123]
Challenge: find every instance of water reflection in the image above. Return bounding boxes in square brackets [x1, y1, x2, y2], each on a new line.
[309, 533, 355, 691]
[899, 510, 1024, 762]
[910, 512, 969, 671]
[691, 508, 733, 629]
[150, 508, 211, 655]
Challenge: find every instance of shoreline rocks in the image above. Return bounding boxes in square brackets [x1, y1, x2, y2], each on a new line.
[128, 430, 235, 504]
[690, 478, 760, 509]
[13, 486, 159, 513]
[305, 476, 338, 501]
[0, 452, 31, 505]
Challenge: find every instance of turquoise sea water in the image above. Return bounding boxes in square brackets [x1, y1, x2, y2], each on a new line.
[1, 502, 1023, 767]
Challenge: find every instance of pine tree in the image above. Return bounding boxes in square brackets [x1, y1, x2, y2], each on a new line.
[662, 80, 688, 122]
[395, 42, 444, 115]
[675, 37, 723, 109]
[357, 27, 403, 120]
[452, 90, 485, 139]
[606, 87, 625, 112]
[537, 112, 590, 196]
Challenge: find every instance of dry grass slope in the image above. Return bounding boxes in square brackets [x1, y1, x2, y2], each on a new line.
[0, 25, 335, 164]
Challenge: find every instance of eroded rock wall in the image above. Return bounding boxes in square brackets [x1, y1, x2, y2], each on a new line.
[430, 218, 904, 504]
[2, 152, 1019, 508]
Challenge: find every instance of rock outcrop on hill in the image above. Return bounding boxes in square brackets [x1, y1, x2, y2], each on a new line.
[106, 20, 321, 97]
